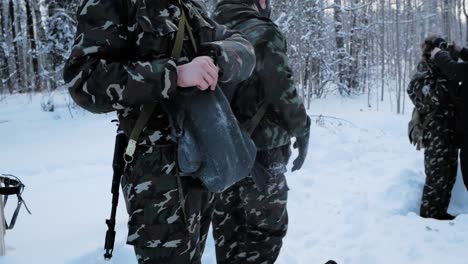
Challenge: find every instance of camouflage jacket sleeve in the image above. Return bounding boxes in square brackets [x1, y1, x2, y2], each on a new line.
[256, 29, 310, 138]
[63, 0, 178, 114]
[433, 51, 468, 82]
[407, 62, 441, 115]
[458, 48, 468, 61]
[200, 23, 255, 85]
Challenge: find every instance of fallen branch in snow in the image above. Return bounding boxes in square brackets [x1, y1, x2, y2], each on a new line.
[309, 114, 359, 128]
[66, 101, 74, 119]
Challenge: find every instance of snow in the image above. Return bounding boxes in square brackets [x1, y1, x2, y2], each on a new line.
[0, 93, 467, 264]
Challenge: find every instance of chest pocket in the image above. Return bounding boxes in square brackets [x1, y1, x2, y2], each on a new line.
[133, 0, 215, 59]
[134, 2, 180, 58]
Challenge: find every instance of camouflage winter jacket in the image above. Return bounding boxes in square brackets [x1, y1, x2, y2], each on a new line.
[433, 49, 468, 135]
[407, 60, 459, 135]
[214, 1, 310, 151]
[64, 0, 255, 146]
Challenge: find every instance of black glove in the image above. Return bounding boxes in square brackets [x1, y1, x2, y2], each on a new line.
[292, 131, 310, 172]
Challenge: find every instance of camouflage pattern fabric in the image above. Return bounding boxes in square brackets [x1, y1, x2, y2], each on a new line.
[64, 0, 255, 147]
[121, 146, 215, 263]
[407, 60, 459, 219]
[211, 1, 309, 262]
[212, 145, 290, 264]
[214, 1, 310, 152]
[420, 133, 458, 218]
[407, 61, 456, 117]
[64, 0, 255, 262]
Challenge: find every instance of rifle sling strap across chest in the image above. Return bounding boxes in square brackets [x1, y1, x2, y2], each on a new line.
[124, 1, 197, 164]
[245, 99, 269, 136]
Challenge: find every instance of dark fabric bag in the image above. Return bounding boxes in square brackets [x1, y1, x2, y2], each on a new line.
[166, 88, 257, 193]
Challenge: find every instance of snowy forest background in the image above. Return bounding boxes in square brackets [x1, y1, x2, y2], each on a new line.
[0, 0, 467, 114]
[3, 1, 468, 263]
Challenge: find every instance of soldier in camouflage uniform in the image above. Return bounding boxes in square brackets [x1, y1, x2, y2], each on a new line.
[212, 1, 311, 263]
[63, 0, 255, 263]
[431, 41, 468, 191]
[407, 36, 460, 221]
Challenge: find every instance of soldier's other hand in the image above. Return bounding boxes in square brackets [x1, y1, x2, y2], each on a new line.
[452, 41, 463, 52]
[430, 47, 441, 59]
[292, 133, 309, 172]
[176, 56, 219, 91]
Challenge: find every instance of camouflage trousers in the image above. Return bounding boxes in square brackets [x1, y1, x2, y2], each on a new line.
[420, 131, 458, 219]
[212, 146, 290, 264]
[121, 145, 215, 264]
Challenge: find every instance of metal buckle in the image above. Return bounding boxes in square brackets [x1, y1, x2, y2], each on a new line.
[124, 139, 136, 164]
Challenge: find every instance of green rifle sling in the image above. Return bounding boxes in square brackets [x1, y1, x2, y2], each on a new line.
[246, 100, 269, 136]
[125, 4, 197, 161]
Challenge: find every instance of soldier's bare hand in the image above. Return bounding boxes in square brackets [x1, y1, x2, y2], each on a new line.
[430, 47, 441, 59]
[453, 41, 463, 52]
[176, 56, 219, 91]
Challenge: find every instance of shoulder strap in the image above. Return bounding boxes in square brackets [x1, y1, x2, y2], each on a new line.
[243, 100, 269, 136]
[178, 0, 198, 53]
[124, 8, 191, 162]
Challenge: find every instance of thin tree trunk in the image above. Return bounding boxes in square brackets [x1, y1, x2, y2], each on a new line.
[0, 2, 4, 95]
[12, 0, 29, 92]
[348, 0, 361, 92]
[304, 55, 311, 109]
[396, 0, 402, 114]
[2, 0, 18, 93]
[29, 0, 51, 92]
[380, 0, 385, 102]
[25, 0, 37, 91]
[334, 0, 347, 95]
[39, 0, 54, 92]
[457, 0, 463, 41]
[442, 0, 451, 40]
[463, 0, 468, 44]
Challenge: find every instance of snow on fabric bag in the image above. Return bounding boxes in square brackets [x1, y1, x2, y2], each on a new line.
[165, 87, 257, 193]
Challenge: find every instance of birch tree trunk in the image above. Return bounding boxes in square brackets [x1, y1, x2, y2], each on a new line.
[28, 0, 51, 92]
[334, 0, 347, 95]
[380, 0, 385, 102]
[442, 0, 451, 40]
[24, 0, 37, 91]
[2, 0, 18, 93]
[456, 0, 463, 41]
[12, 0, 30, 92]
[0, 3, 4, 95]
[396, 0, 402, 114]
[463, 0, 468, 44]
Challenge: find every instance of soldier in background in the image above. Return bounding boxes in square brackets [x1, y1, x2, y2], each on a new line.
[431, 40, 468, 192]
[212, 0, 311, 263]
[407, 36, 460, 221]
[63, 0, 255, 263]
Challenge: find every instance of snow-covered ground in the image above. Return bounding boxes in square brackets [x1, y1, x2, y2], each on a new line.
[1, 93, 467, 264]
